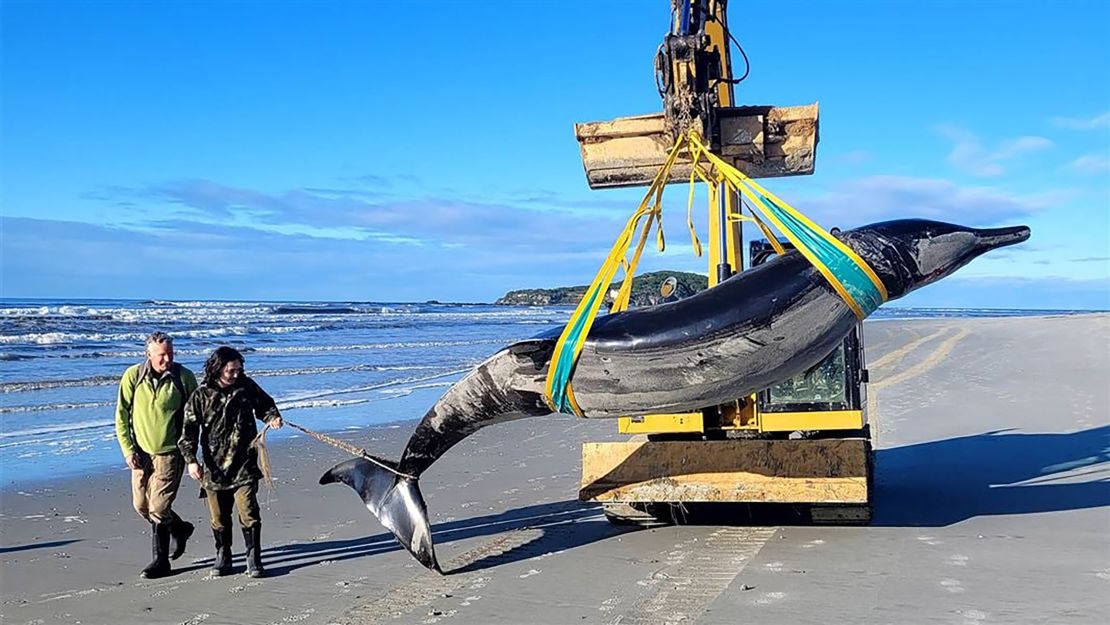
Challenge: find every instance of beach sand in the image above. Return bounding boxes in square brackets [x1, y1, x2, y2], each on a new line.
[2, 314, 1108, 625]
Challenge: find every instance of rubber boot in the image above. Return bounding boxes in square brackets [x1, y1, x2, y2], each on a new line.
[211, 527, 233, 576]
[242, 524, 265, 578]
[139, 522, 172, 579]
[169, 514, 194, 561]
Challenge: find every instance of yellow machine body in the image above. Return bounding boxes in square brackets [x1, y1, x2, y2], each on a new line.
[577, 0, 872, 522]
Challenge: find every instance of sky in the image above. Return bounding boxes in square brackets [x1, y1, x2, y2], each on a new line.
[2, 0, 1108, 309]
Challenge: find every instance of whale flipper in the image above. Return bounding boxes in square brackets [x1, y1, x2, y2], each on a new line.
[320, 457, 440, 573]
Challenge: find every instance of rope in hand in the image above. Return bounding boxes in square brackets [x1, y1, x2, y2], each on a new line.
[250, 419, 418, 489]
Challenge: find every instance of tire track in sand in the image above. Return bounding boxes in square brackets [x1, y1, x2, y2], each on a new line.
[870, 327, 969, 393]
[868, 325, 970, 441]
[328, 527, 547, 625]
[609, 527, 777, 625]
[867, 326, 950, 372]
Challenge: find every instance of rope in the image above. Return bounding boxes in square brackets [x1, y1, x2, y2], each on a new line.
[250, 419, 417, 482]
[253, 425, 276, 491]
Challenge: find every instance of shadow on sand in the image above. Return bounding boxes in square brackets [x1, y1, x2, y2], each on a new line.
[0, 539, 82, 554]
[213, 426, 1108, 576]
[236, 499, 626, 577]
[872, 424, 1110, 526]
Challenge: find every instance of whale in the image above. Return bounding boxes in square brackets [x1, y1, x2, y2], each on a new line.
[320, 218, 1031, 572]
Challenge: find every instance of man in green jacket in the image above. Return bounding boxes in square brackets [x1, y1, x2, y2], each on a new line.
[115, 331, 198, 579]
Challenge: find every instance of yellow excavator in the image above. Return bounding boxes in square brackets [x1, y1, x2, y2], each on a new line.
[574, 0, 873, 525]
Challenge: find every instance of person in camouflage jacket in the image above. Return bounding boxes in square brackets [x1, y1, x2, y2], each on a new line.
[179, 346, 283, 578]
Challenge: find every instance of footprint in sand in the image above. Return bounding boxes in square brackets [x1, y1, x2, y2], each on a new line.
[151, 586, 180, 598]
[598, 596, 620, 612]
[940, 579, 965, 594]
[753, 591, 786, 605]
[957, 608, 989, 624]
[948, 554, 969, 567]
[264, 608, 315, 623]
[518, 569, 541, 579]
[228, 581, 263, 594]
[421, 608, 458, 624]
[918, 535, 942, 546]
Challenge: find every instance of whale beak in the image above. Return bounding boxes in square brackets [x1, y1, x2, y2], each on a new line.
[974, 225, 1031, 252]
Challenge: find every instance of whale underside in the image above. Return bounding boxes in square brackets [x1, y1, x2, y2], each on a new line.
[571, 251, 854, 417]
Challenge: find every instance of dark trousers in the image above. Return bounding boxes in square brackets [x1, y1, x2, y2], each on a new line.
[205, 482, 260, 531]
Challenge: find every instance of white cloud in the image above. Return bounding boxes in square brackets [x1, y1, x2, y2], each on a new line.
[936, 125, 1053, 177]
[1050, 112, 1110, 130]
[789, 175, 1048, 228]
[830, 150, 872, 165]
[1069, 153, 1110, 175]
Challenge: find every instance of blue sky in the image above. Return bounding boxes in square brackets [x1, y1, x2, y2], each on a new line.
[2, 1, 1108, 309]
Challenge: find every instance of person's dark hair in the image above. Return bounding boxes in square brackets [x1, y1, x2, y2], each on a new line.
[203, 346, 245, 386]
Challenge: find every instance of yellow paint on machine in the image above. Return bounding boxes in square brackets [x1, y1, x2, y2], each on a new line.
[618, 412, 705, 434]
[758, 409, 865, 432]
[580, 439, 870, 504]
[616, 409, 864, 434]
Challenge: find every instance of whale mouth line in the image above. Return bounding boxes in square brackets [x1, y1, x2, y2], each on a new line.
[975, 225, 1031, 251]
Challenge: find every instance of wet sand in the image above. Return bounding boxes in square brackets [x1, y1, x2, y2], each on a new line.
[2, 314, 1108, 625]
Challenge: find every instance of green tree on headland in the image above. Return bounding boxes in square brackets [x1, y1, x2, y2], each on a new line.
[495, 271, 708, 307]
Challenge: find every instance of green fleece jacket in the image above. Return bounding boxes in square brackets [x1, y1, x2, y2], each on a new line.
[115, 362, 198, 457]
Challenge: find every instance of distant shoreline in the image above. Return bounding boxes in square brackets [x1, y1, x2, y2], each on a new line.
[2, 296, 1107, 314]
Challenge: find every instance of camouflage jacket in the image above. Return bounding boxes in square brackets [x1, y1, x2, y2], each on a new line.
[179, 376, 281, 490]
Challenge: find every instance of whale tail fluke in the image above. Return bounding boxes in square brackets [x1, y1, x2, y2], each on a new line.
[320, 457, 441, 573]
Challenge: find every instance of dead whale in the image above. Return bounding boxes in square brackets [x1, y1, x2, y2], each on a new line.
[322, 218, 1031, 572]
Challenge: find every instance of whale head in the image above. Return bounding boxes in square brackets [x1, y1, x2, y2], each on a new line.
[842, 219, 1031, 300]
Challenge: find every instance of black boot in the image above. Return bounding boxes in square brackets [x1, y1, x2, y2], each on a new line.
[242, 524, 265, 578]
[169, 514, 194, 561]
[210, 527, 233, 576]
[140, 522, 172, 579]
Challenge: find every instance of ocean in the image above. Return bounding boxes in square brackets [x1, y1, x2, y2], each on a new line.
[0, 298, 1094, 485]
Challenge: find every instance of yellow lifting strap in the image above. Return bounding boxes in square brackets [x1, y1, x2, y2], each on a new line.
[542, 137, 685, 416]
[685, 130, 887, 319]
[543, 131, 889, 416]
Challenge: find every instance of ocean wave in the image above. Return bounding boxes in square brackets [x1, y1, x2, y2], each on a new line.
[0, 429, 117, 452]
[0, 400, 113, 415]
[3, 336, 516, 361]
[278, 397, 376, 410]
[270, 305, 361, 315]
[0, 324, 330, 346]
[0, 419, 115, 441]
[0, 305, 110, 319]
[0, 374, 120, 393]
[274, 368, 468, 405]
[251, 339, 508, 354]
[148, 300, 270, 309]
[278, 380, 453, 409]
[0, 363, 456, 394]
[378, 381, 454, 394]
